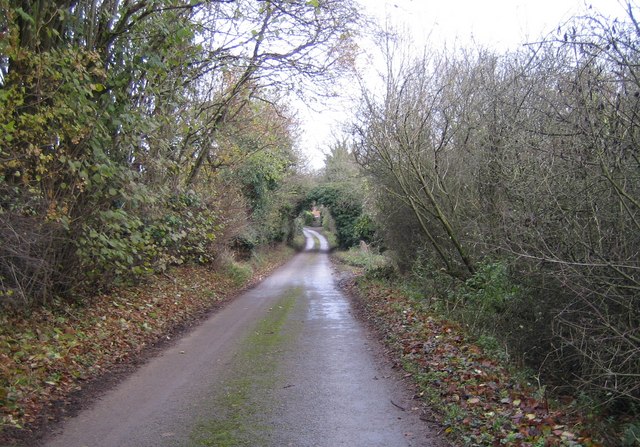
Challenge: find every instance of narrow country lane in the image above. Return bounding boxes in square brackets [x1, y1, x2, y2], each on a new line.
[43, 229, 443, 447]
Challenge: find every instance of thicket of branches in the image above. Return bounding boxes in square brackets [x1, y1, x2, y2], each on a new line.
[353, 4, 640, 412]
[0, 0, 360, 307]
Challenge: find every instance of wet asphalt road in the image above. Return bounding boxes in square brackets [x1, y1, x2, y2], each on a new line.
[43, 228, 440, 446]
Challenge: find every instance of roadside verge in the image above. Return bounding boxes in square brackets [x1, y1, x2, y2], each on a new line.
[333, 256, 603, 447]
[0, 245, 295, 445]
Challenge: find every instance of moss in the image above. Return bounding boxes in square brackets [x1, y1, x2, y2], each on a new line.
[189, 288, 301, 446]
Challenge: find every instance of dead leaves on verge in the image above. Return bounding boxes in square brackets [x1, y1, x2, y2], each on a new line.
[342, 278, 602, 447]
[0, 246, 293, 441]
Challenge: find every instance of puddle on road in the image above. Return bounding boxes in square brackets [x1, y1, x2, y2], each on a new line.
[307, 293, 348, 321]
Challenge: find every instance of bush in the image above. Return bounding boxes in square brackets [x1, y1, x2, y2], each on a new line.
[307, 185, 367, 248]
[352, 214, 376, 243]
[149, 192, 220, 269]
[335, 247, 396, 279]
[0, 211, 66, 307]
[230, 230, 258, 261]
[457, 261, 520, 317]
[76, 209, 156, 288]
[413, 259, 549, 368]
[302, 210, 315, 226]
[289, 216, 306, 251]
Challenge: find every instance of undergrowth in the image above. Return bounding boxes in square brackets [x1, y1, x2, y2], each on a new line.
[332, 246, 391, 273]
[333, 250, 624, 446]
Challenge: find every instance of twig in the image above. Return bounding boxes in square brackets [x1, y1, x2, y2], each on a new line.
[390, 399, 406, 411]
[419, 416, 438, 423]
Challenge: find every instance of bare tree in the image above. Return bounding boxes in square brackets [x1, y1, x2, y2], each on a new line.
[352, 38, 487, 278]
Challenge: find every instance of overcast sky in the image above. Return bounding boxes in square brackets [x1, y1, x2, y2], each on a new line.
[297, 0, 630, 170]
[363, 0, 623, 49]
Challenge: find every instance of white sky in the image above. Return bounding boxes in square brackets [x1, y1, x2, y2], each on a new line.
[297, 0, 629, 170]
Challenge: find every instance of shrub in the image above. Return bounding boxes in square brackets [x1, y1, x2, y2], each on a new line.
[76, 209, 156, 288]
[335, 247, 396, 279]
[352, 214, 376, 243]
[457, 261, 520, 317]
[149, 192, 220, 269]
[302, 210, 315, 226]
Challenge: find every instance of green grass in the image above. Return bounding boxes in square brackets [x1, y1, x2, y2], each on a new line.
[333, 246, 389, 270]
[291, 233, 306, 251]
[223, 261, 253, 288]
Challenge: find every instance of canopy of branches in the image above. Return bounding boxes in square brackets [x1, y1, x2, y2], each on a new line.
[0, 0, 360, 306]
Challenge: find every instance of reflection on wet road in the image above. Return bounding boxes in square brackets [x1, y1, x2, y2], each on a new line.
[44, 227, 436, 447]
[303, 227, 330, 251]
[264, 228, 432, 446]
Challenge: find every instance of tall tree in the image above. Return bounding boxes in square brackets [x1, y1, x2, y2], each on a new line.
[352, 43, 478, 277]
[182, 0, 359, 185]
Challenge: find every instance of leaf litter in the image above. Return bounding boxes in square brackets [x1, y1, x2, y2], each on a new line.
[0, 246, 293, 444]
[340, 276, 603, 447]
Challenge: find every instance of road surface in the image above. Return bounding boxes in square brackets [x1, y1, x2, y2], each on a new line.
[43, 228, 442, 446]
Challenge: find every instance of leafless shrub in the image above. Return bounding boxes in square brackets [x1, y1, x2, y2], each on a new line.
[353, 3, 640, 408]
[0, 211, 68, 308]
